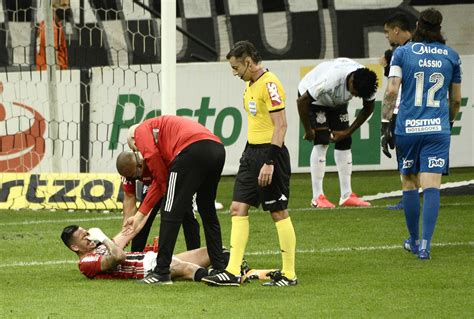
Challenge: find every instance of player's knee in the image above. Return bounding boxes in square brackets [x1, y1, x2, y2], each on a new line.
[335, 136, 352, 150]
[314, 130, 330, 145]
[229, 203, 241, 217]
[271, 210, 289, 222]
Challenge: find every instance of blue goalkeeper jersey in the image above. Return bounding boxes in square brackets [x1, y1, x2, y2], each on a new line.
[389, 41, 462, 136]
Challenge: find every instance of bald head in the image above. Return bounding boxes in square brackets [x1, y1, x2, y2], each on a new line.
[127, 124, 139, 151]
[116, 151, 138, 178]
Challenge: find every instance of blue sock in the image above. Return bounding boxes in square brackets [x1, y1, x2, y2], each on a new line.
[421, 188, 441, 252]
[402, 190, 420, 245]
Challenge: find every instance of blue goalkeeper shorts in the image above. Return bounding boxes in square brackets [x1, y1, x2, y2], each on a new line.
[395, 134, 450, 175]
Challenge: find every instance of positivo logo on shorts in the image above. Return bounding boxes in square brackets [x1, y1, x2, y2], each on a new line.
[0, 89, 46, 172]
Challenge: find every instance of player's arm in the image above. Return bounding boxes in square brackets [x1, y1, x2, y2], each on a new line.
[120, 177, 139, 236]
[123, 191, 138, 222]
[113, 211, 151, 249]
[448, 82, 461, 127]
[87, 228, 126, 271]
[270, 109, 287, 147]
[122, 184, 158, 236]
[330, 99, 375, 143]
[382, 76, 402, 121]
[258, 109, 287, 187]
[348, 98, 375, 136]
[296, 92, 315, 141]
[123, 155, 166, 234]
[378, 75, 402, 158]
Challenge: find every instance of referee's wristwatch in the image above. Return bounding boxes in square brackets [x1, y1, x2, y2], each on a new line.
[264, 159, 274, 165]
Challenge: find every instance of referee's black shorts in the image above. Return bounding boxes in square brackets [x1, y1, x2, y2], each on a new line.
[233, 143, 290, 212]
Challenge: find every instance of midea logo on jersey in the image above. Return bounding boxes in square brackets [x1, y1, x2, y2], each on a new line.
[428, 157, 445, 168]
[411, 43, 448, 55]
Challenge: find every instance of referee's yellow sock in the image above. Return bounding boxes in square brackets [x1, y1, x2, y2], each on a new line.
[276, 217, 296, 279]
[225, 216, 249, 276]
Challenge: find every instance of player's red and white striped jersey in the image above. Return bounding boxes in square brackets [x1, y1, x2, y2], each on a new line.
[79, 245, 156, 279]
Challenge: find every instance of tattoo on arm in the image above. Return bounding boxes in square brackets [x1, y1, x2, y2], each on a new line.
[381, 78, 398, 121]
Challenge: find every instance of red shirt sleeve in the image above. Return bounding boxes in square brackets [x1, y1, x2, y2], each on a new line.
[138, 152, 168, 215]
[79, 253, 103, 278]
[121, 176, 136, 195]
[134, 121, 159, 160]
[122, 176, 136, 195]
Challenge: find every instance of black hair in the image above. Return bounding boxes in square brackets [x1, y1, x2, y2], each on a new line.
[226, 40, 262, 63]
[413, 8, 445, 44]
[384, 12, 412, 31]
[61, 225, 79, 248]
[383, 49, 393, 77]
[352, 68, 378, 100]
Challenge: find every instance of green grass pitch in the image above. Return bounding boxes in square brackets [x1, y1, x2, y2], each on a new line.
[1, 168, 473, 318]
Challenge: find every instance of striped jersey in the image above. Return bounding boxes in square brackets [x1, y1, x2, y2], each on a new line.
[79, 245, 156, 279]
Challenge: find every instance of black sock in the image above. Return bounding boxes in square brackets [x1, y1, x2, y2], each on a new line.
[222, 248, 230, 268]
[193, 267, 209, 282]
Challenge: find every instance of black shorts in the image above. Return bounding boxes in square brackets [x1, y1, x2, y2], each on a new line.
[309, 104, 349, 131]
[233, 143, 290, 212]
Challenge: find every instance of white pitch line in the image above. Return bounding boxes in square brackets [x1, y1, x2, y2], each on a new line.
[245, 241, 474, 256]
[0, 216, 122, 226]
[1, 202, 473, 226]
[1, 241, 472, 268]
[0, 260, 77, 268]
[362, 180, 474, 201]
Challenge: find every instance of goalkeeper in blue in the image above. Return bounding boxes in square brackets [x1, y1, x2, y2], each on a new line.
[381, 8, 461, 260]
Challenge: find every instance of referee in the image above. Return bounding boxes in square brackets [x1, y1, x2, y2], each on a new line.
[202, 40, 297, 287]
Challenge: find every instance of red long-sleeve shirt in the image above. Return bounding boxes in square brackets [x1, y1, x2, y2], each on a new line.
[134, 116, 221, 215]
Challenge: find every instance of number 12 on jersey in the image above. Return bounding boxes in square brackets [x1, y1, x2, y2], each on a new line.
[414, 71, 444, 107]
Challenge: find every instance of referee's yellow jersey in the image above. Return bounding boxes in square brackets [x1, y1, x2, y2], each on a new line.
[243, 71, 286, 144]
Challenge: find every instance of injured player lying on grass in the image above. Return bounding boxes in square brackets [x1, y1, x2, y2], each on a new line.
[61, 224, 281, 284]
[60, 225, 214, 282]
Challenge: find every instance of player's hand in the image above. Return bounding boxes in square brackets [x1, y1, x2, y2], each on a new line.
[381, 121, 395, 158]
[122, 216, 137, 236]
[87, 228, 109, 243]
[303, 129, 315, 141]
[122, 212, 146, 236]
[258, 163, 274, 187]
[330, 130, 349, 143]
